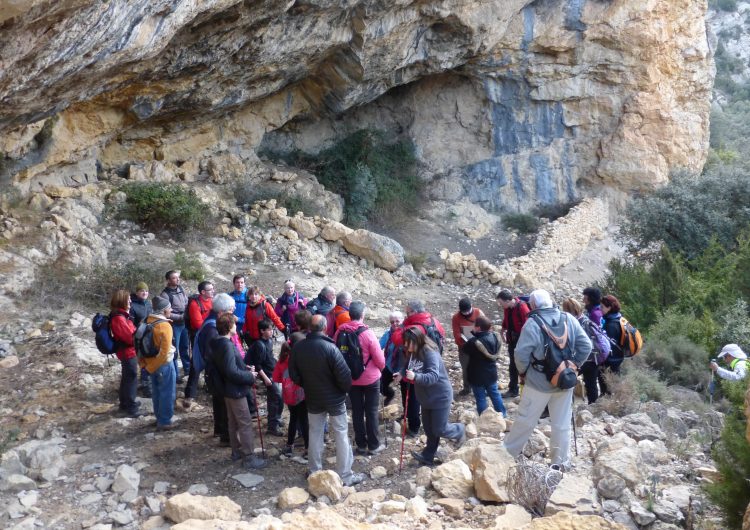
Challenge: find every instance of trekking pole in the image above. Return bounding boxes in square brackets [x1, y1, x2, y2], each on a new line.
[251, 384, 265, 458]
[381, 393, 387, 449]
[571, 394, 578, 457]
[708, 365, 716, 406]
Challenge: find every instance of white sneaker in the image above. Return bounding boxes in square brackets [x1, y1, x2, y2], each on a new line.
[344, 472, 366, 486]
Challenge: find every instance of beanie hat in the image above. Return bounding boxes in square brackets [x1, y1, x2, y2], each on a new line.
[459, 297, 472, 313]
[718, 344, 747, 360]
[135, 282, 149, 292]
[152, 295, 171, 313]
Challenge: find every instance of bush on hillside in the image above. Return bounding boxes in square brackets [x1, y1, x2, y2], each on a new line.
[619, 167, 750, 260]
[260, 129, 421, 227]
[502, 213, 540, 234]
[706, 376, 750, 529]
[593, 360, 668, 417]
[119, 182, 212, 237]
[642, 333, 711, 389]
[233, 182, 319, 218]
[173, 251, 208, 282]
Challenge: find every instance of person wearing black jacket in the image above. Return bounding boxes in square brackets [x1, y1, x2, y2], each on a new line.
[245, 319, 283, 436]
[463, 316, 507, 417]
[599, 295, 624, 396]
[289, 314, 364, 486]
[305, 286, 335, 316]
[130, 282, 153, 397]
[212, 313, 267, 470]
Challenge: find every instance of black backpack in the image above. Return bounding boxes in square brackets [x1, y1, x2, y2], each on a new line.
[134, 320, 161, 359]
[423, 318, 444, 355]
[529, 313, 578, 390]
[336, 327, 369, 379]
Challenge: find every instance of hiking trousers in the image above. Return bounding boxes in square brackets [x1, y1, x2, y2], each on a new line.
[308, 409, 353, 483]
[507, 340, 520, 393]
[420, 406, 464, 461]
[349, 381, 380, 451]
[119, 357, 139, 414]
[504, 385, 573, 466]
[580, 361, 599, 404]
[225, 396, 255, 457]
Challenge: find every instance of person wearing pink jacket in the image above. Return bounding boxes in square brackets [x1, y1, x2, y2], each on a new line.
[333, 301, 385, 455]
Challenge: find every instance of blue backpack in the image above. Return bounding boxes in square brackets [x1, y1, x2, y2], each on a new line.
[92, 313, 117, 356]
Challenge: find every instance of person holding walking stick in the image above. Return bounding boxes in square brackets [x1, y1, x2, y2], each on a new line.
[395, 326, 465, 467]
[212, 313, 267, 470]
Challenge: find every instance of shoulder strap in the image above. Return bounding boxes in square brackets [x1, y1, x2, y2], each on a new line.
[531, 314, 569, 349]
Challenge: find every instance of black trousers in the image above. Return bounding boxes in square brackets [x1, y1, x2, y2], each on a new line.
[287, 400, 309, 449]
[349, 381, 380, 450]
[380, 368, 396, 401]
[508, 340, 520, 393]
[213, 392, 228, 441]
[119, 357, 139, 414]
[580, 361, 599, 404]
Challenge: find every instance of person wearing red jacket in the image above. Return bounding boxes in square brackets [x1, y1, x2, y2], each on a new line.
[451, 297, 486, 396]
[496, 289, 530, 398]
[188, 280, 215, 331]
[110, 289, 142, 418]
[242, 285, 285, 344]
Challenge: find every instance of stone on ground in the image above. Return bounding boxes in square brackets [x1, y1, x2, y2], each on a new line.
[545, 474, 600, 516]
[471, 444, 515, 502]
[476, 408, 506, 435]
[307, 470, 343, 502]
[430, 459, 474, 498]
[164, 493, 242, 523]
[278, 487, 310, 509]
[492, 504, 532, 530]
[112, 464, 140, 494]
[435, 498, 464, 517]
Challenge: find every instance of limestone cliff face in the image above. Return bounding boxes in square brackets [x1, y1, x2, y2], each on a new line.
[0, 0, 712, 209]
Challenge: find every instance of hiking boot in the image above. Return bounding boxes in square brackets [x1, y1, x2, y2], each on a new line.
[266, 427, 284, 437]
[458, 388, 472, 396]
[218, 438, 231, 447]
[410, 450, 436, 467]
[176, 375, 185, 385]
[343, 472, 366, 486]
[369, 444, 386, 455]
[354, 446, 369, 456]
[231, 450, 243, 462]
[281, 445, 293, 457]
[501, 390, 519, 399]
[156, 423, 175, 432]
[243, 456, 267, 470]
[127, 410, 144, 419]
[406, 429, 420, 439]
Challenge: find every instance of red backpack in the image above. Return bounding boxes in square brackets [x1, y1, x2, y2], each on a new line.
[281, 366, 305, 406]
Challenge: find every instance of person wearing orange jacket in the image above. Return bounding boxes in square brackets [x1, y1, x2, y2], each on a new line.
[326, 291, 352, 337]
[242, 285, 285, 344]
[451, 297, 485, 396]
[139, 296, 176, 430]
[110, 289, 142, 418]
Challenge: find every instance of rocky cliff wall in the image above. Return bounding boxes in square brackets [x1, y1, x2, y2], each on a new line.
[0, 0, 713, 209]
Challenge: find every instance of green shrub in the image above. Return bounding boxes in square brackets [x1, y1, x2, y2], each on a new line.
[502, 213, 540, 234]
[120, 182, 211, 236]
[233, 182, 318, 218]
[30, 259, 165, 313]
[619, 167, 750, 260]
[642, 333, 710, 389]
[260, 129, 420, 227]
[593, 360, 668, 417]
[173, 251, 208, 282]
[706, 376, 750, 529]
[406, 252, 428, 272]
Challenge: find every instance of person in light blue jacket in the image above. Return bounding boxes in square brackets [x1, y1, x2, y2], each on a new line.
[504, 289, 591, 468]
[379, 310, 403, 406]
[395, 326, 465, 467]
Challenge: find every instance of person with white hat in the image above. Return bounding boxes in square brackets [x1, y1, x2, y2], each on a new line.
[710, 344, 748, 381]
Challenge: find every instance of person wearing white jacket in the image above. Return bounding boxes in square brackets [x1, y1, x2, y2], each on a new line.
[711, 344, 748, 381]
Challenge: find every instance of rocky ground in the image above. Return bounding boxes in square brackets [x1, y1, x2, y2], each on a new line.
[0, 183, 727, 530]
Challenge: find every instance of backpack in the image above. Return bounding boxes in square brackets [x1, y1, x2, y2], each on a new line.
[192, 318, 217, 374]
[336, 327, 369, 379]
[580, 315, 611, 365]
[281, 366, 305, 406]
[423, 317, 444, 355]
[92, 313, 117, 356]
[529, 314, 578, 390]
[133, 320, 160, 359]
[618, 317, 643, 357]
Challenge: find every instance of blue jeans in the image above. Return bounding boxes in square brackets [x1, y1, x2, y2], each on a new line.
[151, 362, 176, 427]
[472, 382, 507, 416]
[172, 324, 190, 377]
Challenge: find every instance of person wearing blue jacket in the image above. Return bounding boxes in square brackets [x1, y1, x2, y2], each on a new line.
[395, 326, 465, 467]
[229, 274, 248, 329]
[379, 310, 403, 407]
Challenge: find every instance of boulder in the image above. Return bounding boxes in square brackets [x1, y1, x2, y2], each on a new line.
[430, 459, 474, 499]
[112, 464, 140, 494]
[278, 487, 310, 509]
[307, 470, 343, 502]
[596, 476, 628, 500]
[545, 474, 600, 516]
[471, 444, 515, 502]
[415, 466, 432, 488]
[343, 488, 386, 506]
[405, 495, 428, 520]
[592, 432, 643, 489]
[0, 355, 19, 368]
[289, 216, 319, 239]
[492, 504, 532, 530]
[476, 409, 507, 435]
[0, 474, 37, 492]
[342, 229, 404, 272]
[630, 502, 656, 526]
[435, 498, 464, 517]
[320, 220, 352, 242]
[170, 521, 256, 530]
[652, 499, 684, 525]
[14, 438, 66, 482]
[621, 413, 666, 441]
[164, 493, 242, 523]
[370, 466, 387, 479]
[522, 511, 627, 529]
[637, 439, 670, 465]
[378, 500, 406, 515]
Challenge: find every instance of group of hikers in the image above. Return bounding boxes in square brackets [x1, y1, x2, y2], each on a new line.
[105, 272, 747, 479]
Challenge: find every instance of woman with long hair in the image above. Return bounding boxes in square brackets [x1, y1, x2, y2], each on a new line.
[397, 326, 465, 466]
[110, 289, 142, 417]
[600, 294, 624, 395]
